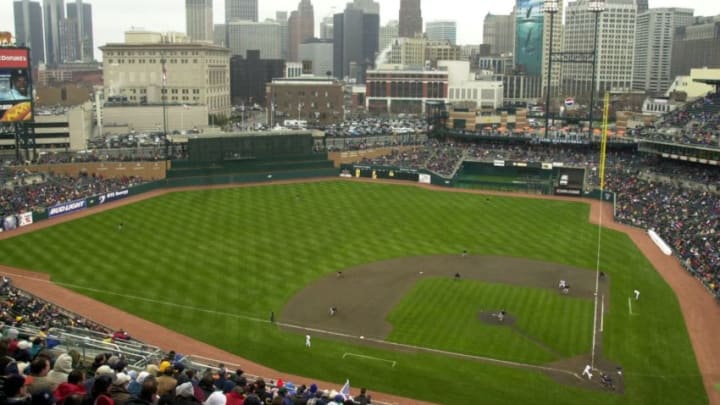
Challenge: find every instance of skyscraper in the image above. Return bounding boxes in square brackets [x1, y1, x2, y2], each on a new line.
[671, 17, 720, 79]
[43, 0, 65, 66]
[399, 0, 422, 38]
[636, 0, 648, 14]
[563, 0, 637, 97]
[633, 8, 693, 94]
[483, 13, 514, 56]
[226, 0, 257, 23]
[66, 0, 94, 61]
[333, 1, 379, 82]
[320, 16, 334, 40]
[13, 0, 45, 64]
[379, 20, 399, 53]
[425, 20, 457, 45]
[288, 0, 315, 62]
[186, 0, 213, 42]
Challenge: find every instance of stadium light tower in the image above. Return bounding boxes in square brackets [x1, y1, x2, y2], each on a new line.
[587, 1, 605, 139]
[543, 0, 559, 138]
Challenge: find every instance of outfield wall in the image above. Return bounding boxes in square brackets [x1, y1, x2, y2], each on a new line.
[17, 161, 168, 180]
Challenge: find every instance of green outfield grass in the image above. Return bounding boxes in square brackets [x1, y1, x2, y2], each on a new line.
[0, 181, 706, 404]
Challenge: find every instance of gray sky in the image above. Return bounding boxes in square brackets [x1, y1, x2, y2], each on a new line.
[1, 0, 719, 59]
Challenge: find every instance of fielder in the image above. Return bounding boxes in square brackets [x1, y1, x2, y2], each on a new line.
[633, 289, 640, 301]
[582, 364, 593, 380]
[305, 334, 311, 348]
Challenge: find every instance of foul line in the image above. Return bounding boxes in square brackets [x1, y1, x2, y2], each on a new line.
[600, 295, 605, 332]
[343, 353, 396, 367]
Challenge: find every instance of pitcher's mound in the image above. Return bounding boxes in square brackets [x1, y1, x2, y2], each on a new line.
[478, 311, 516, 326]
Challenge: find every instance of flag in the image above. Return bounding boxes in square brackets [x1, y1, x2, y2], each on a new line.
[564, 97, 575, 107]
[340, 379, 350, 399]
[162, 62, 167, 85]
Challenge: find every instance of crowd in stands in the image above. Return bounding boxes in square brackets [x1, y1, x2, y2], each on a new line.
[0, 278, 373, 405]
[634, 92, 720, 147]
[0, 171, 145, 220]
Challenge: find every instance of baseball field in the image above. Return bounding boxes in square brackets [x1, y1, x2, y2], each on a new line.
[0, 180, 706, 404]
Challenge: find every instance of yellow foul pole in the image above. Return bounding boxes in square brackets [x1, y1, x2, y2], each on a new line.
[599, 92, 610, 191]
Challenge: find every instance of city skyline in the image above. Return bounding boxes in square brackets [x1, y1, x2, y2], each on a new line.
[2, 0, 718, 61]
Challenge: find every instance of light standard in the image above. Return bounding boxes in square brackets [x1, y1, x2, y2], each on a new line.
[543, 0, 559, 138]
[587, 1, 605, 138]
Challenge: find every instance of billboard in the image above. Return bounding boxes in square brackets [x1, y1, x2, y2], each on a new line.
[515, 0, 544, 77]
[0, 48, 33, 122]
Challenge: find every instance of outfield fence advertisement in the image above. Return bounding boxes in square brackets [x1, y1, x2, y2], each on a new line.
[0, 48, 33, 122]
[48, 199, 87, 218]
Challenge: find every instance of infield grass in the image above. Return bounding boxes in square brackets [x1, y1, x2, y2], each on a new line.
[0, 181, 706, 405]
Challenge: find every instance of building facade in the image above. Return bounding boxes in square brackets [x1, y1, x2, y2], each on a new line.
[671, 17, 720, 79]
[288, 0, 315, 62]
[563, 0, 637, 98]
[365, 68, 448, 114]
[13, 0, 45, 64]
[66, 0, 94, 62]
[399, 0, 422, 38]
[633, 8, 693, 94]
[230, 50, 284, 106]
[226, 0, 257, 23]
[227, 20, 282, 59]
[266, 77, 344, 125]
[333, 4, 379, 82]
[426, 20, 457, 45]
[186, 0, 213, 42]
[483, 13, 514, 56]
[440, 60, 504, 110]
[100, 40, 231, 117]
[58, 18, 79, 62]
[299, 40, 334, 77]
[43, 0, 65, 66]
[379, 20, 399, 54]
[320, 15, 334, 40]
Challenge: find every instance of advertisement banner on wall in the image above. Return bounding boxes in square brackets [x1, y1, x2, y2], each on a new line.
[18, 212, 33, 227]
[0, 48, 33, 123]
[48, 199, 87, 218]
[515, 0, 544, 76]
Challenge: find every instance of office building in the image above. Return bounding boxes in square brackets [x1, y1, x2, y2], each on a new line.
[186, 0, 213, 42]
[333, 2, 379, 82]
[299, 39, 334, 77]
[379, 20, 399, 54]
[230, 50, 284, 106]
[563, 0, 637, 97]
[320, 15, 334, 40]
[58, 17, 79, 62]
[288, 0, 315, 62]
[366, 67, 447, 114]
[633, 8, 693, 94]
[276, 11, 289, 60]
[541, 1, 563, 101]
[426, 20, 457, 45]
[671, 17, 720, 79]
[43, 0, 65, 66]
[100, 36, 231, 117]
[266, 77, 344, 125]
[483, 13, 514, 56]
[399, 0, 422, 38]
[13, 0, 45, 64]
[226, 0, 257, 22]
[66, 0, 94, 61]
[227, 20, 282, 59]
[213, 24, 225, 46]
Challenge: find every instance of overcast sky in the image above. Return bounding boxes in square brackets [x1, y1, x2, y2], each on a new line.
[2, 0, 719, 59]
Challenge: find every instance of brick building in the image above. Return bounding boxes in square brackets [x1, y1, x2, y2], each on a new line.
[266, 77, 344, 126]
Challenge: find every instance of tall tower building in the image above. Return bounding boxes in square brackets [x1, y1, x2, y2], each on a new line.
[671, 17, 720, 79]
[541, 2, 563, 101]
[66, 0, 94, 61]
[636, 0, 648, 14]
[399, 0, 422, 38]
[276, 11, 289, 60]
[43, 0, 65, 66]
[425, 20, 457, 45]
[13, 0, 45, 64]
[633, 8, 693, 94]
[379, 20, 399, 53]
[226, 0, 257, 23]
[333, 1, 379, 82]
[186, 0, 213, 42]
[483, 13, 514, 56]
[288, 0, 314, 61]
[563, 0, 637, 97]
[320, 16, 334, 40]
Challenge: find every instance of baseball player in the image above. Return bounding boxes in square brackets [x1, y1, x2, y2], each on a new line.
[582, 364, 593, 380]
[305, 334, 311, 348]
